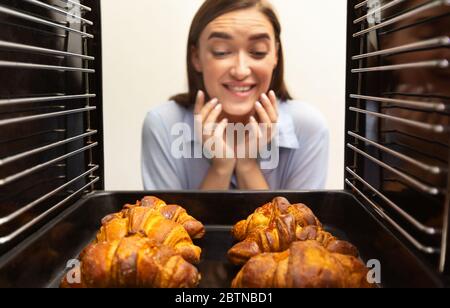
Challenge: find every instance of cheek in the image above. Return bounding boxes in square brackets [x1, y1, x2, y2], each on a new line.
[253, 64, 275, 89]
[201, 58, 228, 90]
[253, 54, 277, 84]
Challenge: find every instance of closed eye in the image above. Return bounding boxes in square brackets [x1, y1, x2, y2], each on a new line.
[213, 51, 231, 57]
[251, 51, 268, 58]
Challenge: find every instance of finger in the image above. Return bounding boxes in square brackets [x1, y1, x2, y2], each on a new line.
[249, 116, 263, 154]
[260, 93, 277, 123]
[193, 90, 205, 115]
[200, 97, 219, 123]
[220, 118, 235, 158]
[214, 118, 228, 138]
[254, 115, 274, 147]
[255, 101, 272, 125]
[205, 103, 222, 125]
[194, 91, 210, 138]
[214, 118, 229, 158]
[268, 90, 279, 117]
[249, 116, 261, 139]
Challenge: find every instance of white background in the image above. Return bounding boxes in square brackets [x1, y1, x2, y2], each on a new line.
[101, 0, 348, 190]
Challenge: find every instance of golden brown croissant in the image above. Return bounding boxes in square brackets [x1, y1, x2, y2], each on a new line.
[122, 196, 205, 239]
[96, 206, 202, 264]
[95, 213, 128, 242]
[231, 240, 372, 288]
[228, 212, 296, 265]
[231, 197, 321, 241]
[296, 225, 359, 257]
[61, 236, 201, 288]
[228, 207, 358, 265]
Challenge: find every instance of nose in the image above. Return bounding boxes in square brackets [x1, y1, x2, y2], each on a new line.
[230, 52, 251, 80]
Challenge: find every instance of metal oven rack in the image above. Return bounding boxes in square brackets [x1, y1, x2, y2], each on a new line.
[0, 0, 103, 252]
[346, 0, 450, 274]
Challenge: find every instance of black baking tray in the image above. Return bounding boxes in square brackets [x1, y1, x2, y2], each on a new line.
[0, 191, 445, 288]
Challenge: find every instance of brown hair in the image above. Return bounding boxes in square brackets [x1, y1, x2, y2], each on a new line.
[170, 0, 292, 107]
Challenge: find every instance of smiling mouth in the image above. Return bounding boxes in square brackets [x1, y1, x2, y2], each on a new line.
[223, 84, 257, 96]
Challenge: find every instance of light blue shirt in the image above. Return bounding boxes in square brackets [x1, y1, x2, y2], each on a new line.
[141, 100, 329, 190]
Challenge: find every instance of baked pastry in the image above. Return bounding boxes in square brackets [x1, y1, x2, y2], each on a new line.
[96, 205, 201, 264]
[231, 240, 371, 288]
[60, 236, 200, 288]
[124, 196, 205, 239]
[228, 201, 357, 265]
[231, 197, 321, 241]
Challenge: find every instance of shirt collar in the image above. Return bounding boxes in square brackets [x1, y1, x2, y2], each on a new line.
[182, 102, 300, 150]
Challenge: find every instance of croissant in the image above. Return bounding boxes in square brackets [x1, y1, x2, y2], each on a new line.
[96, 206, 202, 264]
[296, 225, 359, 257]
[231, 197, 321, 241]
[231, 240, 372, 288]
[61, 236, 201, 288]
[122, 196, 205, 239]
[228, 207, 357, 265]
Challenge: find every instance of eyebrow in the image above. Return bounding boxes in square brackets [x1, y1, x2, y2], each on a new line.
[208, 32, 271, 41]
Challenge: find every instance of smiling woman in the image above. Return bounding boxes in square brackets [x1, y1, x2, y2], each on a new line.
[141, 0, 329, 191]
[190, 6, 283, 121]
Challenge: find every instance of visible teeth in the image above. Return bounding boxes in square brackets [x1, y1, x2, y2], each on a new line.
[227, 86, 252, 92]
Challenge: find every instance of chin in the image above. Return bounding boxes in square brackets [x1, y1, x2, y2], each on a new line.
[222, 101, 254, 119]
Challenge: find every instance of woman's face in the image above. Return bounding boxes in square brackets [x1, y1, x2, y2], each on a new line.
[192, 8, 279, 121]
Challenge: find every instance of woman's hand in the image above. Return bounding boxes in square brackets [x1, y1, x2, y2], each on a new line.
[194, 90, 236, 170]
[234, 91, 278, 190]
[236, 90, 279, 164]
[196, 89, 277, 190]
[250, 90, 279, 151]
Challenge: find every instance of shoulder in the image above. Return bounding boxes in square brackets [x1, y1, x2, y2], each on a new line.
[145, 100, 190, 123]
[279, 100, 329, 137]
[143, 101, 191, 132]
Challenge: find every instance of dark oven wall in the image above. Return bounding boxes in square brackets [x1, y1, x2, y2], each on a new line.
[0, 0, 103, 254]
[346, 0, 450, 274]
